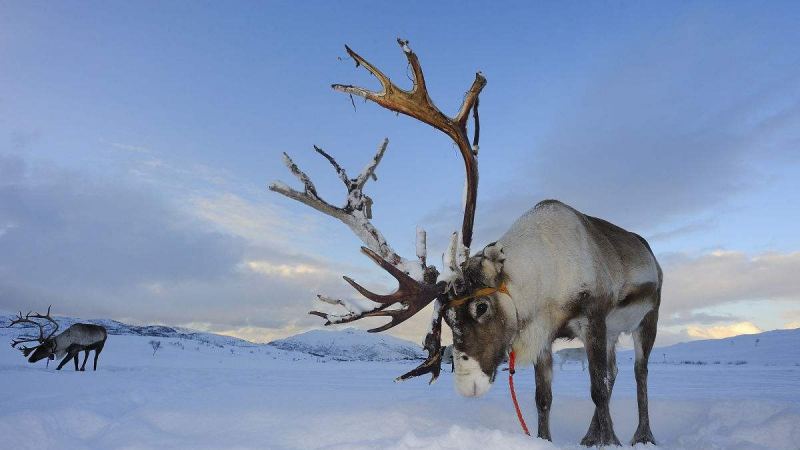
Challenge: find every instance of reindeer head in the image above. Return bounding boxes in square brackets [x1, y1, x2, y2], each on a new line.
[444, 242, 517, 397]
[26, 339, 56, 362]
[272, 39, 517, 396]
[7, 306, 60, 363]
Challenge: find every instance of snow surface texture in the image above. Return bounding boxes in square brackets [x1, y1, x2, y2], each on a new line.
[0, 318, 798, 450]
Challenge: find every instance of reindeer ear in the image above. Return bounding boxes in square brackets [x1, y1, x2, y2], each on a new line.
[479, 242, 505, 286]
[483, 242, 505, 263]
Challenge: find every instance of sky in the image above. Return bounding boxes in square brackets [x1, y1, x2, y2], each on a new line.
[1, 1, 799, 347]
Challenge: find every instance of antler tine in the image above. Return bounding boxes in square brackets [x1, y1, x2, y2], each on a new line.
[395, 307, 445, 384]
[333, 38, 486, 250]
[310, 300, 429, 334]
[396, 38, 427, 96]
[7, 306, 59, 343]
[336, 45, 394, 100]
[8, 311, 42, 335]
[341, 247, 434, 304]
[10, 336, 42, 348]
[27, 305, 59, 340]
[455, 73, 486, 129]
[270, 139, 402, 265]
[309, 247, 444, 332]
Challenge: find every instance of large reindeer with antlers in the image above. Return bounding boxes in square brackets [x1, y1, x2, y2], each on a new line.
[271, 39, 661, 447]
[8, 307, 108, 371]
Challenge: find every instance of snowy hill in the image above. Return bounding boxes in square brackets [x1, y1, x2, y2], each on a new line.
[619, 327, 800, 366]
[268, 327, 425, 361]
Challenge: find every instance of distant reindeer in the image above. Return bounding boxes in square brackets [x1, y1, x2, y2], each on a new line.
[442, 345, 455, 373]
[8, 307, 107, 371]
[557, 347, 587, 371]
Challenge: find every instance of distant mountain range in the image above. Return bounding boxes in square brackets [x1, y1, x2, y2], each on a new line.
[3, 312, 796, 365]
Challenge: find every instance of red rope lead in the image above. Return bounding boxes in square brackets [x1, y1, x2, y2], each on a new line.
[508, 351, 530, 436]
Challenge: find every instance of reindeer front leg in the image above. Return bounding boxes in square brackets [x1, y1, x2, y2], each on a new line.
[581, 310, 621, 447]
[55, 344, 80, 371]
[56, 351, 75, 370]
[534, 348, 553, 441]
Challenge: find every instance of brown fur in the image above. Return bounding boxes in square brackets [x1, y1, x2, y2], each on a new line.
[445, 296, 513, 381]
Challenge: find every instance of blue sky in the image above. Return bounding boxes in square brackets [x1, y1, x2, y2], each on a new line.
[2, 1, 799, 345]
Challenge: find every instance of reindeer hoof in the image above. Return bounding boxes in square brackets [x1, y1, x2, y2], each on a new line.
[630, 427, 656, 446]
[537, 431, 552, 442]
[581, 429, 621, 447]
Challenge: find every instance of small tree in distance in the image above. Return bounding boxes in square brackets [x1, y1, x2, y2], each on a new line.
[149, 340, 161, 356]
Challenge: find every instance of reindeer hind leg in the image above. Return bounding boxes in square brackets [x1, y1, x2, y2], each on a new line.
[80, 349, 89, 371]
[93, 340, 105, 371]
[580, 308, 621, 447]
[631, 309, 658, 446]
[607, 333, 619, 396]
[534, 347, 554, 441]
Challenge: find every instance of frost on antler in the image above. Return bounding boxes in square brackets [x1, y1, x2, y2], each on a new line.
[269, 138, 403, 266]
[270, 139, 435, 327]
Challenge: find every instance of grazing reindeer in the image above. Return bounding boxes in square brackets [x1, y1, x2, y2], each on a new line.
[557, 347, 588, 371]
[270, 39, 661, 447]
[8, 307, 107, 371]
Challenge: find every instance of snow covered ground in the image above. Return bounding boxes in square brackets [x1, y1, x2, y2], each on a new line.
[1, 324, 798, 450]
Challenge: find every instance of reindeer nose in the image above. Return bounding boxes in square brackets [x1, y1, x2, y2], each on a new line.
[461, 355, 469, 361]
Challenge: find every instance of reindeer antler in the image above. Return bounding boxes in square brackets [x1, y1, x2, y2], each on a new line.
[7, 306, 59, 352]
[270, 139, 403, 265]
[333, 38, 486, 251]
[271, 39, 486, 383]
[310, 247, 445, 333]
[271, 140, 440, 325]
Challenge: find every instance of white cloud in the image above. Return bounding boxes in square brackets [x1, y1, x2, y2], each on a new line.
[243, 260, 327, 278]
[782, 310, 800, 330]
[190, 193, 323, 253]
[686, 321, 762, 340]
[662, 250, 800, 317]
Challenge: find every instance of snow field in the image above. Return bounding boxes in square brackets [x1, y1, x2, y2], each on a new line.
[1, 331, 799, 449]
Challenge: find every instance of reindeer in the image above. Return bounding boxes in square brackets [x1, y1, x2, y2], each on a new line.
[8, 307, 108, 371]
[557, 347, 588, 371]
[270, 39, 661, 447]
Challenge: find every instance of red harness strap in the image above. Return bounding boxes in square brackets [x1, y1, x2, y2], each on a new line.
[508, 351, 531, 436]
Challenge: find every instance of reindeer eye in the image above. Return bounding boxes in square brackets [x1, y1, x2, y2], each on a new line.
[475, 302, 489, 318]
